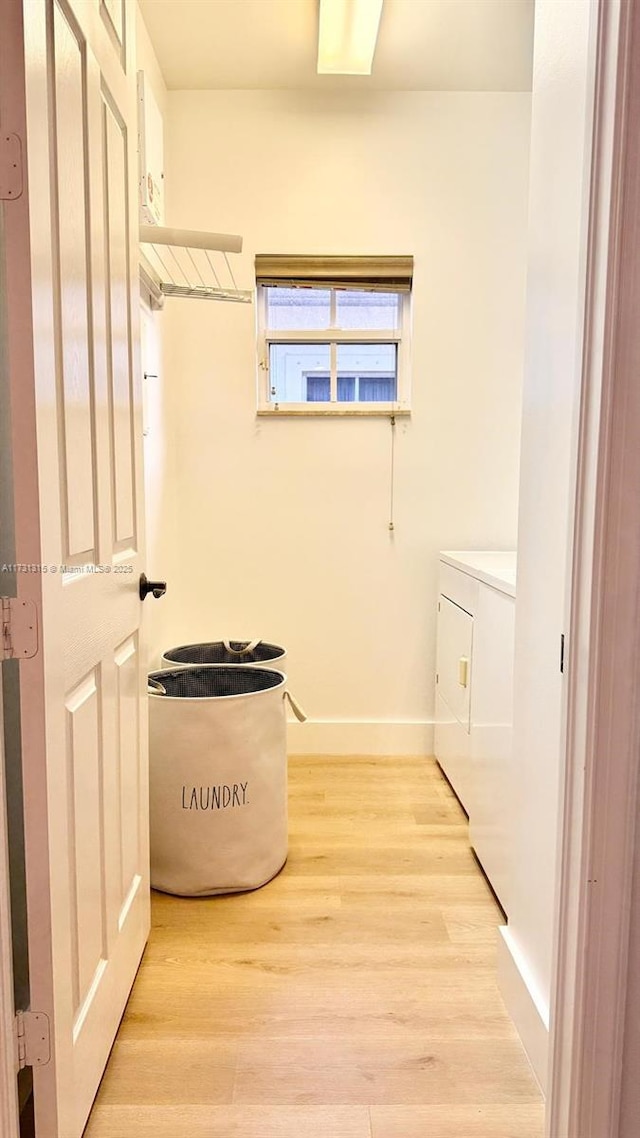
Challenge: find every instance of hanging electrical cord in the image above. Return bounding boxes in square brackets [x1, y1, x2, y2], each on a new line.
[388, 413, 396, 532]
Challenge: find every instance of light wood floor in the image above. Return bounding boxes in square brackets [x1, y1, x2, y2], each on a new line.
[84, 757, 544, 1138]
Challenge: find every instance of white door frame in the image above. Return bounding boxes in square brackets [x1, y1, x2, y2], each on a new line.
[0, 680, 19, 1138]
[549, 0, 640, 1134]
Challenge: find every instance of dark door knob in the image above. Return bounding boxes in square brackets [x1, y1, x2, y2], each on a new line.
[139, 573, 167, 601]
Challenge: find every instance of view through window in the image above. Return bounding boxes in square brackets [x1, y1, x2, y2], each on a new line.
[257, 282, 410, 413]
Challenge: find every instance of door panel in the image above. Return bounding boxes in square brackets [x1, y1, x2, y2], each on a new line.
[468, 587, 516, 915]
[100, 0, 126, 64]
[66, 670, 105, 1018]
[114, 634, 141, 911]
[53, 1, 97, 562]
[103, 91, 137, 549]
[434, 689, 472, 815]
[436, 596, 473, 730]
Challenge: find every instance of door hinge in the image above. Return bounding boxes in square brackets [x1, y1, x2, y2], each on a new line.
[0, 133, 24, 200]
[1, 598, 39, 661]
[560, 633, 565, 674]
[15, 1011, 51, 1071]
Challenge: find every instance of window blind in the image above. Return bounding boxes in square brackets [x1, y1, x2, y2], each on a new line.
[255, 255, 413, 293]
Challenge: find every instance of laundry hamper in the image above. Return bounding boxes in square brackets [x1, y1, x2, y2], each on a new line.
[161, 639, 286, 671]
[148, 665, 305, 896]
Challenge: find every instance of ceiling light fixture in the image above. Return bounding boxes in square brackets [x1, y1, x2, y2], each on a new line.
[317, 0, 384, 76]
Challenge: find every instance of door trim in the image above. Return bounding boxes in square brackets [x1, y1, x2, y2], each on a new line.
[0, 679, 19, 1138]
[549, 0, 640, 1133]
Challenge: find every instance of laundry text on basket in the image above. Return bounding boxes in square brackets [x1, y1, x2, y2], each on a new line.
[181, 783, 249, 811]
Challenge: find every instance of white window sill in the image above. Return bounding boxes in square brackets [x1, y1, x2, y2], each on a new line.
[257, 406, 411, 418]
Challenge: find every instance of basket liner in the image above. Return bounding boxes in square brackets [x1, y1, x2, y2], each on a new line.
[163, 640, 286, 666]
[148, 665, 284, 700]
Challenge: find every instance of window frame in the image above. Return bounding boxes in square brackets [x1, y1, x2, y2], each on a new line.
[256, 283, 412, 416]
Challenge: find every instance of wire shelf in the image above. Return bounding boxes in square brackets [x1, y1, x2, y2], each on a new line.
[139, 224, 253, 307]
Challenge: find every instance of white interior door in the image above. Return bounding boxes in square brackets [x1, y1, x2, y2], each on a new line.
[1, 1, 150, 1135]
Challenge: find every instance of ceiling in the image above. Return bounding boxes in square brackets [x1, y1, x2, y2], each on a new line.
[139, 0, 534, 92]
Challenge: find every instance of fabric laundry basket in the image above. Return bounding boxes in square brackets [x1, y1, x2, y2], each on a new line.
[161, 639, 286, 671]
[148, 665, 305, 897]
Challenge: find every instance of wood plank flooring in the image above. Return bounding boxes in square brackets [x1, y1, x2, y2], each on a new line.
[84, 757, 544, 1138]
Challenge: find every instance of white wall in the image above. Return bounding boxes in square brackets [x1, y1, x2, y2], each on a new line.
[136, 6, 177, 667]
[158, 89, 531, 753]
[497, 0, 596, 1092]
[136, 5, 166, 122]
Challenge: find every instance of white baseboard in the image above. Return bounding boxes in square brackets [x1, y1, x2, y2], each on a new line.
[497, 925, 550, 1093]
[287, 719, 434, 756]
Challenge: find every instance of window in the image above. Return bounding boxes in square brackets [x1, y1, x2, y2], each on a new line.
[255, 256, 413, 415]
